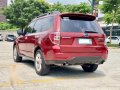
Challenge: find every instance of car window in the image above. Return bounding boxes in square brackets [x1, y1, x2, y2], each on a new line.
[41, 16, 54, 32]
[34, 16, 54, 33]
[61, 17, 102, 33]
[34, 19, 42, 33]
[8, 35, 14, 37]
[111, 37, 118, 40]
[24, 20, 36, 34]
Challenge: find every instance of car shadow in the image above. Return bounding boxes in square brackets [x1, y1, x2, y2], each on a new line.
[21, 60, 35, 69]
[49, 66, 106, 79]
[21, 60, 106, 79]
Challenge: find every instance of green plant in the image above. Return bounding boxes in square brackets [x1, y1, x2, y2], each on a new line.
[100, 0, 120, 43]
[107, 43, 119, 47]
[4, 0, 49, 30]
[0, 22, 17, 30]
[49, 2, 92, 14]
[70, 3, 92, 13]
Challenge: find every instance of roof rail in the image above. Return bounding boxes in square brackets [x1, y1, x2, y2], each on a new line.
[36, 11, 60, 18]
[36, 13, 49, 18]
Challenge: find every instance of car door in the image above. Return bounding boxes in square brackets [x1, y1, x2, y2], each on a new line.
[18, 32, 27, 55]
[25, 16, 54, 58]
[21, 20, 36, 57]
[25, 18, 43, 58]
[111, 37, 119, 44]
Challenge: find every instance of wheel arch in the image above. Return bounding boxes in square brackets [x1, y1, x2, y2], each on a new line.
[34, 46, 42, 57]
[13, 42, 16, 48]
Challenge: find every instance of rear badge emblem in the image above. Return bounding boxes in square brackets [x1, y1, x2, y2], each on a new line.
[84, 33, 88, 37]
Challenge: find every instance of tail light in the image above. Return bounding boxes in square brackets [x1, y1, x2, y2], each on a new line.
[49, 32, 60, 45]
[98, 38, 106, 45]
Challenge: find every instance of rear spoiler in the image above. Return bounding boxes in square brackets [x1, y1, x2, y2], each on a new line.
[60, 13, 96, 21]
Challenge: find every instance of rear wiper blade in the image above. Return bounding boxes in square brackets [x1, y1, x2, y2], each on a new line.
[84, 31, 98, 33]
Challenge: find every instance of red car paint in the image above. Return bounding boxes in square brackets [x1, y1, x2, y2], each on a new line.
[14, 13, 108, 65]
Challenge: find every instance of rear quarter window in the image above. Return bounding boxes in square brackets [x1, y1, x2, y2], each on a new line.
[34, 16, 54, 32]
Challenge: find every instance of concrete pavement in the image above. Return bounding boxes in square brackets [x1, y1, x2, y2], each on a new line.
[0, 41, 120, 90]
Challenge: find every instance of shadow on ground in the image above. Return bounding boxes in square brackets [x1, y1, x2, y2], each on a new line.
[21, 59, 106, 79]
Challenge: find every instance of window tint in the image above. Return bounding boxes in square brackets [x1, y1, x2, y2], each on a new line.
[41, 16, 54, 32]
[24, 21, 36, 34]
[111, 37, 118, 40]
[8, 35, 14, 37]
[34, 19, 42, 33]
[34, 16, 54, 32]
[61, 17, 102, 33]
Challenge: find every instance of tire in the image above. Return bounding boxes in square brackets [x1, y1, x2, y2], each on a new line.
[119, 43, 120, 46]
[34, 50, 50, 76]
[13, 46, 22, 62]
[82, 64, 98, 72]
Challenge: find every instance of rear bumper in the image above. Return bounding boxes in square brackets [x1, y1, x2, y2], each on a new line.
[45, 49, 108, 65]
[46, 56, 105, 65]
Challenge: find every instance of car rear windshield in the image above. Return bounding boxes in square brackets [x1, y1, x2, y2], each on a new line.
[8, 35, 14, 37]
[61, 17, 103, 34]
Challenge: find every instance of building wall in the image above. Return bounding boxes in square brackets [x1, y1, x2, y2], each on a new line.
[0, 0, 7, 22]
[0, 14, 6, 22]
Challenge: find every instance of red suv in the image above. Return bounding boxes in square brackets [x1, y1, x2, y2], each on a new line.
[13, 13, 108, 76]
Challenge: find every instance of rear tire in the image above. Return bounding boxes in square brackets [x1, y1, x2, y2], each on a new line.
[34, 50, 50, 76]
[13, 46, 22, 62]
[82, 64, 98, 72]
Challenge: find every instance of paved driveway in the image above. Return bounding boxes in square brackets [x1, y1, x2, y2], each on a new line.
[0, 41, 120, 90]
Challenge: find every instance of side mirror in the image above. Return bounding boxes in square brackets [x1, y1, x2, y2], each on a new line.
[17, 29, 24, 36]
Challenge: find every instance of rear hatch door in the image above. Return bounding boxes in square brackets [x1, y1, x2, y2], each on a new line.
[60, 14, 106, 53]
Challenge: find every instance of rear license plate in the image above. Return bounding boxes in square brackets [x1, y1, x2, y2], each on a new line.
[78, 38, 92, 44]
